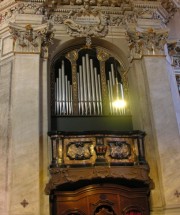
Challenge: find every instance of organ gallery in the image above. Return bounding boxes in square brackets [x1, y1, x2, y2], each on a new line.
[0, 0, 180, 215]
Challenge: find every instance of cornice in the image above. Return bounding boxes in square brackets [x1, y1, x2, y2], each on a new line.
[0, 0, 179, 27]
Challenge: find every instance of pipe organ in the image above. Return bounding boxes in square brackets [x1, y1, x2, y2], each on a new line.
[107, 62, 125, 115]
[77, 54, 102, 115]
[53, 49, 127, 116]
[55, 60, 73, 115]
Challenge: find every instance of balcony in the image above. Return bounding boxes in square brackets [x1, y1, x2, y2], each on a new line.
[45, 130, 153, 194]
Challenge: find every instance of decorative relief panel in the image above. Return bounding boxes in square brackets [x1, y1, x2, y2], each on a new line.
[104, 137, 136, 165]
[67, 141, 93, 160]
[63, 3, 109, 37]
[109, 141, 131, 159]
[46, 131, 152, 193]
[64, 137, 96, 165]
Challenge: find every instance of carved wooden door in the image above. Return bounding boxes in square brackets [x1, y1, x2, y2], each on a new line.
[50, 184, 149, 215]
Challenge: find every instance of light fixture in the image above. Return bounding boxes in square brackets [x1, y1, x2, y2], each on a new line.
[112, 98, 126, 109]
[112, 81, 126, 109]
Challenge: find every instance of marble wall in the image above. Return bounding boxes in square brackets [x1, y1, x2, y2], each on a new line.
[8, 54, 41, 215]
[0, 60, 13, 215]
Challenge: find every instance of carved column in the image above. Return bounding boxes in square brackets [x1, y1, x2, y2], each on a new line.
[65, 50, 79, 115]
[97, 48, 110, 115]
[127, 27, 180, 211]
[8, 22, 53, 215]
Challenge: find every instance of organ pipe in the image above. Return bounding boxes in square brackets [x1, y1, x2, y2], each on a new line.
[54, 56, 126, 116]
[77, 55, 103, 115]
[107, 63, 126, 115]
[55, 60, 73, 115]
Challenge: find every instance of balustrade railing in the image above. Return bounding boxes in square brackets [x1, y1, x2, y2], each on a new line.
[48, 130, 147, 168]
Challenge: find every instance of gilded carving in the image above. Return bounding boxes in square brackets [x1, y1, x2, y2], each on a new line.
[97, 48, 110, 62]
[65, 49, 79, 62]
[109, 141, 131, 159]
[127, 27, 169, 58]
[9, 22, 54, 56]
[64, 137, 96, 165]
[104, 137, 136, 164]
[67, 141, 93, 160]
[65, 50, 79, 114]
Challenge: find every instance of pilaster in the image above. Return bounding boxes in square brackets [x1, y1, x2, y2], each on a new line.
[6, 21, 53, 215]
[127, 27, 180, 214]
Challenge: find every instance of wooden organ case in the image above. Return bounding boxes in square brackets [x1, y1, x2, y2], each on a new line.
[46, 47, 153, 215]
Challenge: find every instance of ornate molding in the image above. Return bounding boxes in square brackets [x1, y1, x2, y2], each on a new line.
[0, 1, 179, 33]
[127, 27, 169, 59]
[45, 165, 153, 194]
[9, 22, 54, 56]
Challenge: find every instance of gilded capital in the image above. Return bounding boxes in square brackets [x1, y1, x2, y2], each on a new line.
[9, 22, 54, 57]
[127, 27, 169, 59]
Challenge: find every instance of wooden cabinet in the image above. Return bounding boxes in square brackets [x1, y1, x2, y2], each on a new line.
[50, 184, 150, 215]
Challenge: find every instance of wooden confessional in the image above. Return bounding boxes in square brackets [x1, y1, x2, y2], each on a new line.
[45, 46, 153, 215]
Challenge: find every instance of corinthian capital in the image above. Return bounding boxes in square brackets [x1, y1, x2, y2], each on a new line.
[127, 27, 169, 60]
[9, 22, 54, 57]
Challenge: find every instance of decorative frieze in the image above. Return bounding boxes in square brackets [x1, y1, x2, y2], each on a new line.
[0, 0, 179, 30]
[8, 22, 54, 57]
[127, 27, 169, 60]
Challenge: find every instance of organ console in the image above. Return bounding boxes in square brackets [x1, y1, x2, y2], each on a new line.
[53, 49, 127, 116]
